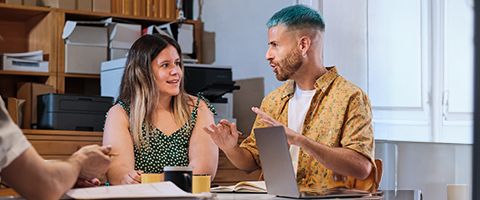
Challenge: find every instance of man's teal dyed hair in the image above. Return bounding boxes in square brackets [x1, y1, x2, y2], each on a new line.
[267, 5, 325, 32]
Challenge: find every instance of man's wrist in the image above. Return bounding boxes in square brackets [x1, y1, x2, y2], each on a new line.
[68, 152, 86, 178]
[222, 144, 241, 156]
[293, 134, 308, 147]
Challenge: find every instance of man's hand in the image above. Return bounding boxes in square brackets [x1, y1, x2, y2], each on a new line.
[251, 107, 302, 145]
[71, 145, 111, 180]
[74, 178, 101, 188]
[203, 119, 240, 152]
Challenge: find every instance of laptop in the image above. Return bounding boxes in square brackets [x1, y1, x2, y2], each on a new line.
[254, 126, 373, 199]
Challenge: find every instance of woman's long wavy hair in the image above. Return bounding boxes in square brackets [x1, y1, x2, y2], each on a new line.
[118, 34, 190, 147]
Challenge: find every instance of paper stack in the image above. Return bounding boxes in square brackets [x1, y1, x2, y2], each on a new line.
[66, 181, 202, 199]
[1, 50, 48, 72]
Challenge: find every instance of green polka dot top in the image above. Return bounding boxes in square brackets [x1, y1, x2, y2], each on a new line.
[116, 94, 216, 173]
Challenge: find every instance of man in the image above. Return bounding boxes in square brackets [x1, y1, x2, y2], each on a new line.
[0, 97, 111, 200]
[204, 5, 377, 192]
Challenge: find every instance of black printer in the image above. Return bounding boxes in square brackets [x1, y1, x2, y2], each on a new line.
[183, 64, 239, 102]
[37, 93, 113, 131]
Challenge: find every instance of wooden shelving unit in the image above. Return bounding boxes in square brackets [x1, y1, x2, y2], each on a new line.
[0, 2, 203, 96]
[0, 70, 52, 76]
[0, 2, 204, 157]
[23, 129, 103, 160]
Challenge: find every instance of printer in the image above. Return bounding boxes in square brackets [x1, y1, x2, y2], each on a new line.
[100, 59, 239, 122]
[37, 93, 113, 131]
[183, 63, 239, 122]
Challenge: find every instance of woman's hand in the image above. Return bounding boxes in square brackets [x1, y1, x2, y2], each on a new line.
[120, 170, 142, 184]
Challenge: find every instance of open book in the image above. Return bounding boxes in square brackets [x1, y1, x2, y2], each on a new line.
[211, 181, 267, 193]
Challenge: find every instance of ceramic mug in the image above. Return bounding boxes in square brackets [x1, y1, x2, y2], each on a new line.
[192, 174, 211, 193]
[140, 173, 164, 184]
[163, 166, 192, 192]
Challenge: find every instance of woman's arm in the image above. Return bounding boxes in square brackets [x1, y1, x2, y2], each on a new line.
[103, 105, 140, 185]
[188, 100, 219, 179]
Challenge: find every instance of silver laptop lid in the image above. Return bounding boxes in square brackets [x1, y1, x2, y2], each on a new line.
[254, 126, 300, 198]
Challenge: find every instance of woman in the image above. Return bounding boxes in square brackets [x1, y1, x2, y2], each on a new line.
[103, 34, 218, 185]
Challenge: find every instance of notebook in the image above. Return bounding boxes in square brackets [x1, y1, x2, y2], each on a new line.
[211, 181, 267, 193]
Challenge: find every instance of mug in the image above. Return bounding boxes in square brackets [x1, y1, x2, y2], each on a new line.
[163, 166, 192, 192]
[192, 174, 211, 194]
[141, 173, 164, 184]
[447, 184, 469, 200]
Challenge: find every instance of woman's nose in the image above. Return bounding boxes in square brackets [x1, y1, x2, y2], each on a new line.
[170, 65, 180, 75]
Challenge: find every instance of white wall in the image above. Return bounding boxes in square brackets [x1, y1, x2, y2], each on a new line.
[322, 0, 368, 91]
[198, 0, 295, 95]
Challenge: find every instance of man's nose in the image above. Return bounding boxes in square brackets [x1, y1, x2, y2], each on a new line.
[265, 48, 274, 61]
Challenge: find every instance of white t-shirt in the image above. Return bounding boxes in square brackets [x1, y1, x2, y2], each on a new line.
[287, 85, 316, 175]
[0, 97, 31, 173]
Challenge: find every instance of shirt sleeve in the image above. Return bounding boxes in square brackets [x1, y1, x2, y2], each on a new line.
[340, 91, 375, 164]
[0, 97, 31, 172]
[239, 99, 271, 167]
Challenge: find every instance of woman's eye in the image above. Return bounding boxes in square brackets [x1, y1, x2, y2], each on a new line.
[161, 63, 169, 68]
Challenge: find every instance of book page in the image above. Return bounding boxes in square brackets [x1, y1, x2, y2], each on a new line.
[211, 181, 266, 193]
[234, 181, 266, 193]
[66, 181, 195, 199]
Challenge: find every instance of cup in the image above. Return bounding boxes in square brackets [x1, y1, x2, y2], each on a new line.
[141, 173, 164, 184]
[447, 184, 469, 200]
[163, 166, 192, 192]
[192, 174, 211, 194]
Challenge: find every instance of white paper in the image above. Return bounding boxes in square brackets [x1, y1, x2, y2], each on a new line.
[2, 50, 49, 72]
[66, 181, 195, 199]
[3, 50, 43, 61]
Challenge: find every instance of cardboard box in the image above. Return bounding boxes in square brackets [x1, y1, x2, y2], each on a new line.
[38, 0, 76, 9]
[7, 97, 26, 126]
[4, 0, 22, 5]
[77, 0, 92, 11]
[93, 0, 110, 13]
[23, 0, 37, 6]
[108, 23, 141, 60]
[16, 82, 55, 129]
[63, 21, 108, 74]
[101, 58, 126, 98]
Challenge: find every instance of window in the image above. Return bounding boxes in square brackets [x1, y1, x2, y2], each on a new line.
[320, 0, 473, 143]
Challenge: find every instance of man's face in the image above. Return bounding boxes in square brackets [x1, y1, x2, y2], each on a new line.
[266, 25, 303, 81]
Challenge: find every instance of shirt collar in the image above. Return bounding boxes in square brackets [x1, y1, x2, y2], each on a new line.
[280, 66, 339, 100]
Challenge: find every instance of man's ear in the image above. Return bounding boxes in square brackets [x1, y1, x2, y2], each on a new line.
[298, 36, 311, 57]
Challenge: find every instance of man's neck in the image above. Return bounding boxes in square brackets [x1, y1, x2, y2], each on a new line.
[293, 65, 327, 90]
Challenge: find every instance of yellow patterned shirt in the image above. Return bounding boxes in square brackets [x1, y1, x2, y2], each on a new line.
[240, 67, 377, 192]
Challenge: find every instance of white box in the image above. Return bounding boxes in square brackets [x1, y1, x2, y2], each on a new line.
[101, 58, 126, 98]
[63, 21, 108, 74]
[108, 23, 141, 60]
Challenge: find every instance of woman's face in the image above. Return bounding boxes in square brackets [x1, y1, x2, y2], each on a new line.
[151, 45, 183, 97]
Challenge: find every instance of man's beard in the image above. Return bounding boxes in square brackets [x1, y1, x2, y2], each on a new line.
[274, 49, 303, 81]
